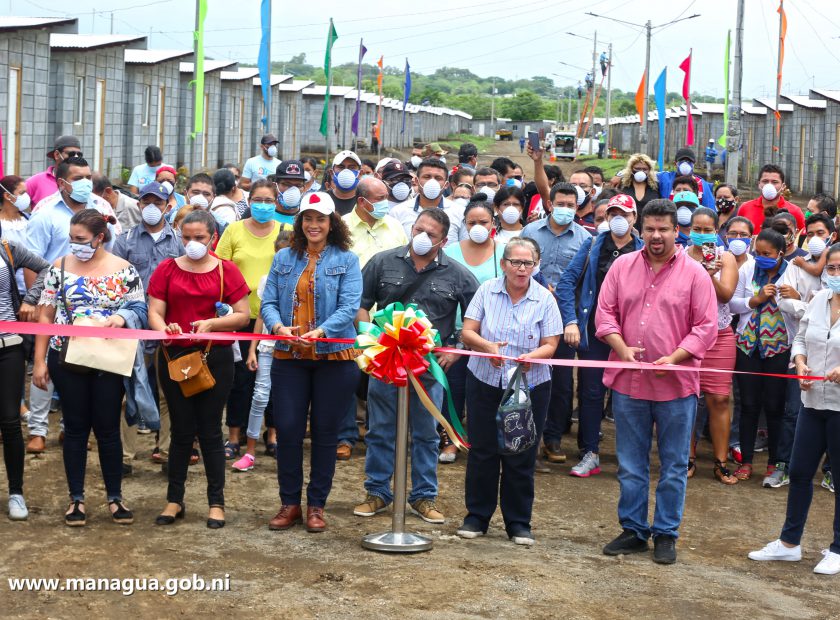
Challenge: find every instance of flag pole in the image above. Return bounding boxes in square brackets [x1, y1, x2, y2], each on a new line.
[773, 0, 784, 162]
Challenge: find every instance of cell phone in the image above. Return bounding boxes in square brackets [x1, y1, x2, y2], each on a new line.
[701, 242, 717, 268]
[528, 131, 540, 151]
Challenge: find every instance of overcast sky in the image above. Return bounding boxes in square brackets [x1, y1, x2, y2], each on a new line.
[12, 0, 840, 99]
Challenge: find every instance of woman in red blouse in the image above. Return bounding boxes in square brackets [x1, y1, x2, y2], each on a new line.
[147, 209, 250, 529]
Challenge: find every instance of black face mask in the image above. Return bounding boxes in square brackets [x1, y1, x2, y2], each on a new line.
[716, 197, 736, 214]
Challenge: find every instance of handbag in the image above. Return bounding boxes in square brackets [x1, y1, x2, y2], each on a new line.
[58, 258, 139, 376]
[162, 260, 224, 397]
[496, 364, 537, 455]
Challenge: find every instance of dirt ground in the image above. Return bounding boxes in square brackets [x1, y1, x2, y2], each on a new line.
[2, 142, 837, 618]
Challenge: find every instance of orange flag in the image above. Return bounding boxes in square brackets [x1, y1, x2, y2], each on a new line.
[376, 55, 384, 140]
[775, 1, 787, 136]
[635, 72, 647, 125]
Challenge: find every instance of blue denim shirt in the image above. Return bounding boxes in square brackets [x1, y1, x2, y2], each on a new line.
[260, 244, 361, 354]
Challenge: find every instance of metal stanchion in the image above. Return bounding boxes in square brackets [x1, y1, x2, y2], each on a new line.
[362, 384, 433, 553]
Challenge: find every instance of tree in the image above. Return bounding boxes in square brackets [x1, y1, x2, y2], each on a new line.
[499, 91, 545, 121]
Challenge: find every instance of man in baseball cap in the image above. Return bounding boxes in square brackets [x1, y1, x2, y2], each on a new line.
[25, 135, 83, 205]
[329, 150, 362, 216]
[271, 160, 306, 226]
[656, 146, 715, 209]
[240, 133, 281, 191]
[378, 160, 414, 208]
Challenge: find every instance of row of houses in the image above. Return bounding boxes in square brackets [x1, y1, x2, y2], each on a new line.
[0, 17, 471, 181]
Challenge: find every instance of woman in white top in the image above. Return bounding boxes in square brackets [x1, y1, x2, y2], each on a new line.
[748, 243, 840, 576]
[492, 187, 525, 244]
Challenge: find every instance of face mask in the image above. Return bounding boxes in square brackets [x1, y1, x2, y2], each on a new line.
[280, 186, 302, 209]
[65, 178, 93, 204]
[677, 161, 693, 176]
[250, 202, 276, 224]
[12, 192, 31, 212]
[574, 185, 587, 206]
[676, 206, 693, 226]
[690, 231, 718, 246]
[185, 239, 210, 260]
[334, 168, 360, 191]
[189, 194, 209, 209]
[754, 254, 780, 270]
[410, 155, 423, 168]
[438, 156, 446, 165]
[391, 181, 411, 202]
[452, 197, 468, 209]
[480, 187, 496, 203]
[807, 236, 827, 257]
[304, 171, 312, 183]
[824, 274, 840, 293]
[633, 170, 648, 183]
[411, 231, 436, 256]
[597, 220, 610, 234]
[367, 199, 390, 220]
[267, 145, 278, 158]
[761, 183, 779, 201]
[142, 204, 163, 226]
[609, 215, 630, 236]
[502, 205, 521, 225]
[552, 206, 575, 226]
[159, 181, 174, 196]
[421, 179, 442, 201]
[727, 238, 748, 256]
[468, 225, 490, 244]
[69, 241, 97, 262]
[716, 197, 736, 213]
[506, 178, 522, 189]
[592, 184, 603, 200]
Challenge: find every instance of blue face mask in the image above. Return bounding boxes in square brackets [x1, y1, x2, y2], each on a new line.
[824, 274, 840, 293]
[755, 254, 780, 270]
[690, 232, 718, 246]
[367, 198, 390, 220]
[66, 178, 93, 204]
[551, 206, 575, 226]
[250, 202, 276, 224]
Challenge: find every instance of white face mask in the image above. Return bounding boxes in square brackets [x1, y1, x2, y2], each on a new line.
[69, 241, 97, 262]
[677, 161, 693, 176]
[184, 239, 209, 260]
[421, 179, 442, 201]
[728, 238, 748, 256]
[13, 192, 31, 212]
[304, 171, 312, 183]
[807, 236, 827, 257]
[480, 187, 496, 203]
[160, 181, 174, 196]
[267, 145, 278, 158]
[438, 156, 447, 165]
[761, 183, 779, 201]
[633, 170, 648, 183]
[592, 184, 603, 200]
[189, 194, 209, 209]
[412, 231, 435, 255]
[676, 206, 693, 226]
[596, 220, 610, 234]
[452, 197, 468, 209]
[574, 185, 587, 206]
[142, 204, 163, 226]
[501, 205, 521, 225]
[410, 155, 423, 168]
[391, 182, 411, 202]
[281, 186, 302, 208]
[609, 215, 630, 236]
[468, 225, 490, 244]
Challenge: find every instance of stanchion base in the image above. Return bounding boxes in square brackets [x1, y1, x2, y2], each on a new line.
[361, 531, 434, 553]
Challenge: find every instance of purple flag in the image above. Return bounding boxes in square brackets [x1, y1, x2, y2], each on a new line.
[351, 39, 367, 136]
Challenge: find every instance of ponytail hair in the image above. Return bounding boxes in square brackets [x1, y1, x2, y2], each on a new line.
[70, 208, 116, 242]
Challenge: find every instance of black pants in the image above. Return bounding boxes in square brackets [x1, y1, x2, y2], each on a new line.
[0, 343, 25, 495]
[464, 370, 550, 536]
[225, 319, 257, 432]
[158, 346, 234, 507]
[735, 348, 790, 466]
[48, 348, 125, 502]
[781, 407, 840, 554]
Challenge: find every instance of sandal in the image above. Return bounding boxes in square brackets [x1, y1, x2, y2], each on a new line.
[223, 441, 239, 460]
[109, 500, 134, 525]
[64, 500, 86, 527]
[714, 460, 739, 485]
[687, 457, 696, 479]
[734, 463, 753, 481]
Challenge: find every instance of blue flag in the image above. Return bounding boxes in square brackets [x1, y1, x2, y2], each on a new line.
[257, 0, 271, 131]
[351, 39, 367, 136]
[654, 67, 667, 170]
[401, 59, 411, 134]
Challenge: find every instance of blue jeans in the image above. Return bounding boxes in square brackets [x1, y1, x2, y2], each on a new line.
[337, 400, 360, 447]
[542, 341, 575, 444]
[245, 350, 273, 440]
[777, 369, 803, 466]
[576, 332, 610, 454]
[613, 391, 697, 540]
[364, 375, 442, 504]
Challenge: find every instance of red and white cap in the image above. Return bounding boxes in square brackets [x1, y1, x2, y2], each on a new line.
[299, 191, 335, 215]
[606, 193, 636, 213]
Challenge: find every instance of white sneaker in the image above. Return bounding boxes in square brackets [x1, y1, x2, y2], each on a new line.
[814, 550, 840, 575]
[748, 539, 801, 562]
[438, 450, 457, 464]
[8, 494, 28, 521]
[570, 451, 601, 478]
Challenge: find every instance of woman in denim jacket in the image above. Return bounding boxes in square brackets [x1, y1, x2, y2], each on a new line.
[261, 192, 361, 533]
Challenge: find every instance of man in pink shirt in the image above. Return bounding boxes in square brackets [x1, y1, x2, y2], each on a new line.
[25, 136, 83, 206]
[595, 198, 717, 565]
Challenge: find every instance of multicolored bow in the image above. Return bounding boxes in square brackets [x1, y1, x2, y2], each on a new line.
[355, 303, 469, 450]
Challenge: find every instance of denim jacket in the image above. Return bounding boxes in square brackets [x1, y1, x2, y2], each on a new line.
[260, 244, 361, 354]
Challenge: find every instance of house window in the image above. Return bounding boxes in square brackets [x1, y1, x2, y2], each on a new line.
[512, 124, 518, 130]
[141, 84, 151, 127]
[74, 76, 85, 125]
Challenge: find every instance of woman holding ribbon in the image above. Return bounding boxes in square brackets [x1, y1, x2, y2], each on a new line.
[147, 209, 250, 529]
[457, 237, 562, 546]
[261, 192, 361, 533]
[34, 209, 146, 527]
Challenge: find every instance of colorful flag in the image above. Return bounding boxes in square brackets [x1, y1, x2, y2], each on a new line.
[635, 72, 646, 125]
[654, 68, 667, 169]
[401, 59, 411, 134]
[191, 0, 208, 139]
[719, 30, 731, 147]
[351, 39, 367, 136]
[376, 55, 383, 142]
[679, 50, 694, 146]
[775, 0, 787, 144]
[257, 0, 271, 131]
[319, 18, 339, 137]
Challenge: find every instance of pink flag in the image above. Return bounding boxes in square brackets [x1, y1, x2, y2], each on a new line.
[679, 51, 694, 145]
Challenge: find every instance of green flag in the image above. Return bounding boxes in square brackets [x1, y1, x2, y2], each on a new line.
[191, 0, 208, 139]
[719, 29, 730, 147]
[319, 19, 338, 137]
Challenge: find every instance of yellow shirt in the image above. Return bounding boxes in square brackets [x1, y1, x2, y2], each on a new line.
[342, 208, 408, 268]
[215, 220, 280, 318]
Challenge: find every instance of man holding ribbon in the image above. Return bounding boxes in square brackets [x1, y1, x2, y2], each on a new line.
[596, 199, 717, 565]
[354, 208, 478, 524]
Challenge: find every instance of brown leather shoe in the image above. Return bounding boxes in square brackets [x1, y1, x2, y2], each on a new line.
[336, 444, 352, 460]
[268, 504, 302, 530]
[306, 506, 326, 533]
[26, 435, 45, 454]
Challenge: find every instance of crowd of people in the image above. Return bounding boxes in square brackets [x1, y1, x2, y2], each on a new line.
[0, 134, 837, 573]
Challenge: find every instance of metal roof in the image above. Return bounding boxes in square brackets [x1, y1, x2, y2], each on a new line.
[753, 97, 794, 112]
[302, 85, 355, 97]
[276, 80, 314, 92]
[780, 94, 827, 109]
[222, 67, 260, 81]
[180, 60, 238, 74]
[810, 88, 840, 104]
[50, 33, 146, 51]
[0, 16, 77, 33]
[251, 73, 293, 87]
[125, 49, 192, 65]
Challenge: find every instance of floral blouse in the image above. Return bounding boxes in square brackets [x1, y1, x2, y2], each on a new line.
[39, 264, 145, 351]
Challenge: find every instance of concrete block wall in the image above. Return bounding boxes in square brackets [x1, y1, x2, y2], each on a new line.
[218, 78, 253, 168]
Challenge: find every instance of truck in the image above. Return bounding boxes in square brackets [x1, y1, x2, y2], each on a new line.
[551, 132, 596, 160]
[495, 129, 513, 141]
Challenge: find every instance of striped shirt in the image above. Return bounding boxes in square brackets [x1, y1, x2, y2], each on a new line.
[464, 276, 563, 388]
[0, 258, 17, 337]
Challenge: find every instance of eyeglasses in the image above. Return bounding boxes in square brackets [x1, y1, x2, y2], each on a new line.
[250, 198, 275, 204]
[512, 175, 523, 181]
[505, 258, 537, 269]
[456, 183, 474, 190]
[826, 265, 840, 274]
[726, 231, 751, 239]
[476, 182, 500, 190]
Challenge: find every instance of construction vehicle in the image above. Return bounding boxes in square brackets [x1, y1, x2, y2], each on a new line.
[495, 129, 513, 141]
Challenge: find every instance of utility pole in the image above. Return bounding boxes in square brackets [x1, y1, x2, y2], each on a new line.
[726, 0, 745, 186]
[589, 31, 597, 151]
[772, 0, 784, 163]
[110, 12, 114, 34]
[641, 20, 651, 147]
[490, 77, 496, 138]
[605, 43, 613, 153]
